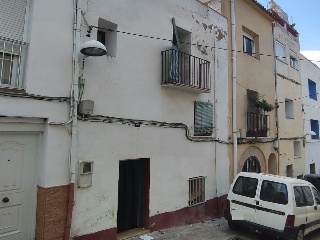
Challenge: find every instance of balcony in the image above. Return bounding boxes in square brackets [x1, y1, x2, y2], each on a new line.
[247, 112, 269, 138]
[0, 36, 28, 89]
[161, 49, 211, 93]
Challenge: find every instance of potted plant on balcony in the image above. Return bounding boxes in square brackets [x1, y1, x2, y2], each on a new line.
[248, 93, 274, 114]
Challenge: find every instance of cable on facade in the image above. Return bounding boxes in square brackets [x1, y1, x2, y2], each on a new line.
[89, 25, 320, 64]
[0, 91, 71, 103]
[78, 114, 230, 144]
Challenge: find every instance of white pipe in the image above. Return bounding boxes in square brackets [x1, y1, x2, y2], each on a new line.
[231, 0, 238, 178]
[65, 0, 81, 239]
[71, 0, 81, 185]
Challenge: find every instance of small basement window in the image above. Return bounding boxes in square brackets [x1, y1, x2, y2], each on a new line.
[188, 176, 205, 206]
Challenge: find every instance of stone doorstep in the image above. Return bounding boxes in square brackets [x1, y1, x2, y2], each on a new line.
[117, 228, 150, 240]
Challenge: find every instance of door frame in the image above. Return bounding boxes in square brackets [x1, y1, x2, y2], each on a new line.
[0, 118, 44, 239]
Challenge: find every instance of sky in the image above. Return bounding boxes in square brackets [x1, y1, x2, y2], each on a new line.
[256, 0, 320, 67]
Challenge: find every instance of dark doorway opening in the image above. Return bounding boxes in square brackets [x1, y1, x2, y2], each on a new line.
[242, 156, 261, 173]
[117, 159, 149, 233]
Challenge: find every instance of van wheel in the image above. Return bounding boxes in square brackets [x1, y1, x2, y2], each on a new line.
[295, 228, 304, 240]
[227, 220, 239, 230]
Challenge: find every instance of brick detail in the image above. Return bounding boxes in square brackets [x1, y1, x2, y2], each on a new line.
[35, 185, 69, 240]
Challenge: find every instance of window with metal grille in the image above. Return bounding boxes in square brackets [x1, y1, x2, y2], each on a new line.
[0, 0, 29, 88]
[194, 101, 213, 136]
[242, 156, 261, 173]
[188, 176, 205, 206]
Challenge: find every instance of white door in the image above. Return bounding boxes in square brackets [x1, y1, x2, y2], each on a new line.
[0, 134, 38, 240]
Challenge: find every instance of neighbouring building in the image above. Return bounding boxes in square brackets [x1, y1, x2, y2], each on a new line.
[0, 0, 229, 239]
[269, 0, 305, 178]
[301, 54, 320, 175]
[0, 0, 73, 239]
[221, 0, 278, 179]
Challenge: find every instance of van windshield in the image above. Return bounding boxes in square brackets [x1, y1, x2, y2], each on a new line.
[260, 180, 288, 205]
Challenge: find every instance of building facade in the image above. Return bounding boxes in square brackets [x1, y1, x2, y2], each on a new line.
[301, 54, 320, 175]
[221, 0, 278, 179]
[0, 0, 73, 239]
[270, 1, 305, 178]
[72, 1, 229, 239]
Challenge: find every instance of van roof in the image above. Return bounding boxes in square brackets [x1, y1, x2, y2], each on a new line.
[237, 172, 309, 185]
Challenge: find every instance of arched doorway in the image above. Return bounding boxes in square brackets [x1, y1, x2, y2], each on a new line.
[242, 156, 261, 173]
[239, 146, 266, 173]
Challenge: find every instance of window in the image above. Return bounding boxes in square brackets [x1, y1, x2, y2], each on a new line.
[285, 98, 294, 119]
[308, 79, 317, 100]
[294, 186, 305, 207]
[294, 141, 301, 157]
[0, 0, 29, 88]
[194, 101, 213, 136]
[188, 176, 205, 206]
[232, 176, 258, 198]
[312, 187, 320, 205]
[275, 41, 286, 61]
[310, 163, 316, 174]
[97, 18, 117, 57]
[286, 164, 293, 177]
[310, 120, 319, 139]
[290, 50, 298, 68]
[303, 186, 314, 206]
[260, 180, 288, 204]
[243, 31, 256, 57]
[242, 156, 261, 173]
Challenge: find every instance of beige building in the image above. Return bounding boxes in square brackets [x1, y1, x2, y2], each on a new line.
[221, 0, 278, 179]
[270, 1, 305, 178]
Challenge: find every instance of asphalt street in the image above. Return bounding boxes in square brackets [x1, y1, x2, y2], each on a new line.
[129, 218, 320, 240]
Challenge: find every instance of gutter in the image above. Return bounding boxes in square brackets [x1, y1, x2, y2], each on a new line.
[65, 0, 81, 239]
[230, 0, 238, 177]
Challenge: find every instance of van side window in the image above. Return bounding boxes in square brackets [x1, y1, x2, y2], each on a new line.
[294, 186, 315, 207]
[294, 187, 305, 207]
[232, 176, 258, 198]
[303, 186, 315, 206]
[260, 180, 288, 204]
[312, 187, 320, 205]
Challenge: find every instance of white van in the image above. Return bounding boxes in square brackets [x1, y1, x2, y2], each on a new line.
[224, 172, 320, 240]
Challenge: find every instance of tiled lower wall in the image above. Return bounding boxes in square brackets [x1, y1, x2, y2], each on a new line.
[35, 185, 70, 240]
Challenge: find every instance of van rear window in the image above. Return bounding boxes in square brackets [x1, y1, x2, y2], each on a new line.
[260, 180, 288, 205]
[232, 176, 258, 198]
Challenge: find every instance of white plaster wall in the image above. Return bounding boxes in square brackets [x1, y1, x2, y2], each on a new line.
[1, 0, 74, 186]
[72, 0, 228, 236]
[301, 54, 320, 174]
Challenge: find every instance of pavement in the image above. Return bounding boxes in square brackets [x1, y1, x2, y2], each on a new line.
[128, 218, 263, 240]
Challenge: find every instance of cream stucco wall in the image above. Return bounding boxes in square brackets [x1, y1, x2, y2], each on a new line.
[222, 0, 277, 178]
[274, 21, 304, 177]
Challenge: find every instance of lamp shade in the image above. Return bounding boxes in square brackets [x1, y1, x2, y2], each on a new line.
[80, 40, 107, 56]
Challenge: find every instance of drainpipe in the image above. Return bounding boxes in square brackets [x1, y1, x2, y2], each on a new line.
[271, 22, 280, 175]
[65, 0, 81, 239]
[230, 0, 238, 178]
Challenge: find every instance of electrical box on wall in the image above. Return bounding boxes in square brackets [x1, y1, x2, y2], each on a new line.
[79, 100, 94, 115]
[78, 161, 94, 188]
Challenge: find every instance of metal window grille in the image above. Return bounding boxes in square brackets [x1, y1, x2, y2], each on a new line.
[0, 37, 27, 88]
[188, 176, 205, 206]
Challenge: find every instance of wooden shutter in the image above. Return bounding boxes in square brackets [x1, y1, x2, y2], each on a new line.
[0, 0, 27, 41]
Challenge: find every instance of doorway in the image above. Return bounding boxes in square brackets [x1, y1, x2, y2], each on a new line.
[117, 159, 149, 233]
[0, 134, 38, 240]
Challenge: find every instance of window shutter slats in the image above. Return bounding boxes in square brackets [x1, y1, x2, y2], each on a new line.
[194, 101, 213, 136]
[0, 0, 27, 41]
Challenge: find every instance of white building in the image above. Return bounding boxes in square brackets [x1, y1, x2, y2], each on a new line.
[301, 54, 320, 175]
[0, 0, 229, 240]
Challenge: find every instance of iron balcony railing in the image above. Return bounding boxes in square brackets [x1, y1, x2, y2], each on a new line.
[0, 36, 28, 88]
[247, 112, 269, 138]
[161, 49, 211, 92]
